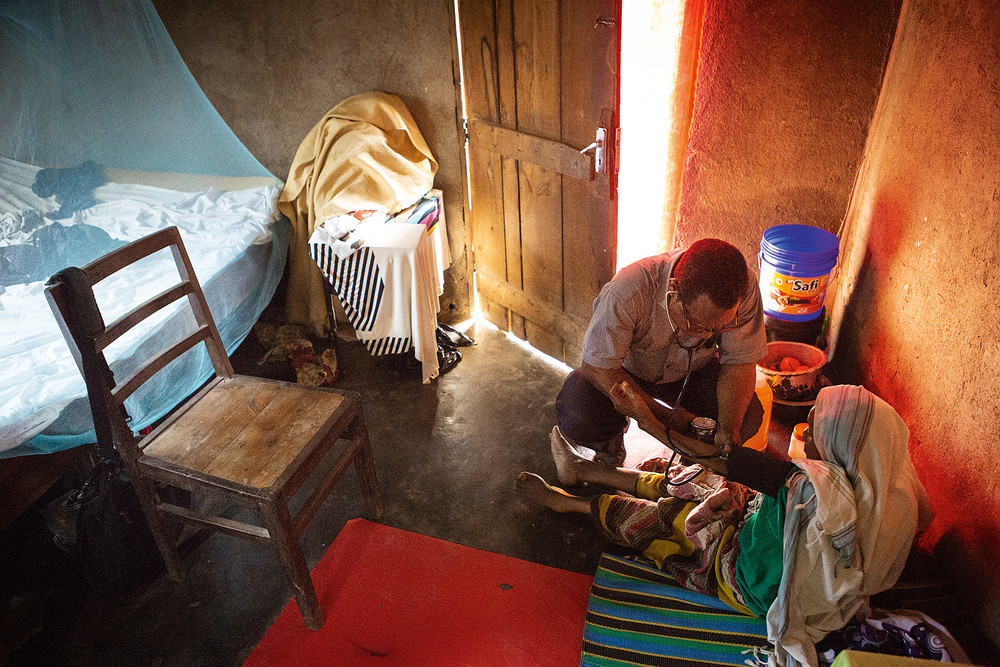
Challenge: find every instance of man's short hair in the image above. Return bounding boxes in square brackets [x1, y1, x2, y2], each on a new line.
[673, 238, 749, 310]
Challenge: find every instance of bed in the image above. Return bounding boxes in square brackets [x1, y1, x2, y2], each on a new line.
[0, 156, 289, 459]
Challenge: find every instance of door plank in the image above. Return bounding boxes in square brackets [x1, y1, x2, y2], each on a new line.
[459, 0, 509, 330]
[496, 0, 526, 339]
[476, 271, 588, 353]
[560, 0, 619, 364]
[467, 120, 593, 180]
[514, 0, 565, 361]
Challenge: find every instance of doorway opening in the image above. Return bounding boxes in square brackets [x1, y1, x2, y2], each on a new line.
[616, 0, 703, 271]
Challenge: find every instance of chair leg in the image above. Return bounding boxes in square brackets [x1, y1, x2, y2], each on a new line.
[133, 476, 186, 581]
[260, 498, 324, 631]
[350, 414, 383, 520]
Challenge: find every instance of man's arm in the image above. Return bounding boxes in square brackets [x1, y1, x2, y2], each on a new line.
[715, 361, 757, 451]
[608, 379, 728, 475]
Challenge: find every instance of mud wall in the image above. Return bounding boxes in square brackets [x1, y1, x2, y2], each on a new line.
[152, 0, 470, 320]
[833, 0, 1000, 644]
[681, 0, 1000, 645]
[676, 0, 901, 257]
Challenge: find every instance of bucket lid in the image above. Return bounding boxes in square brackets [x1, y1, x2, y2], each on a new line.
[761, 224, 840, 265]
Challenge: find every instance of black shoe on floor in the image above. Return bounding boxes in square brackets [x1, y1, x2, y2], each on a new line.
[436, 323, 475, 348]
[437, 344, 462, 375]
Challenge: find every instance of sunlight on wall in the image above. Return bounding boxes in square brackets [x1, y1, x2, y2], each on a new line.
[616, 0, 686, 271]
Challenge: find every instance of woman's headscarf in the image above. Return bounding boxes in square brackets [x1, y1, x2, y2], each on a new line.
[767, 385, 934, 666]
[812, 384, 935, 593]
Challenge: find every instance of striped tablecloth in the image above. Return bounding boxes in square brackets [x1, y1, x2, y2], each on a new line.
[310, 191, 450, 382]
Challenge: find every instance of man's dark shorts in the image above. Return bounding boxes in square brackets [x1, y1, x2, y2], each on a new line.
[554, 359, 763, 447]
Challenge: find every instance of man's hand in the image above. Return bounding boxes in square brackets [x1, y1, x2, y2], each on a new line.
[581, 362, 676, 427]
[609, 380, 659, 431]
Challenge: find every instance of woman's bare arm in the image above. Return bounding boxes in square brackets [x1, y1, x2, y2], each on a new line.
[609, 379, 729, 475]
[580, 362, 697, 432]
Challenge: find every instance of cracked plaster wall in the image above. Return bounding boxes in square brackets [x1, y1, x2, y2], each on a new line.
[833, 0, 1000, 644]
[152, 0, 470, 321]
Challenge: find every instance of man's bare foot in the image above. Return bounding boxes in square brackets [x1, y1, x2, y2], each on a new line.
[550, 426, 590, 486]
[514, 472, 582, 513]
[594, 432, 627, 468]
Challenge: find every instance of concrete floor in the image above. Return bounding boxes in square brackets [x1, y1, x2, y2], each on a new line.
[3, 319, 992, 664]
[3, 320, 653, 665]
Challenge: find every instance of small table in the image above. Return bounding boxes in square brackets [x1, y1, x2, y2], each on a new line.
[310, 191, 451, 382]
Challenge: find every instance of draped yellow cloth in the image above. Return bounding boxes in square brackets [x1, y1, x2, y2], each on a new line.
[278, 92, 438, 333]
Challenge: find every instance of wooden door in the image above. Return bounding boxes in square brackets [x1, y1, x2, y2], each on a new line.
[458, 0, 619, 366]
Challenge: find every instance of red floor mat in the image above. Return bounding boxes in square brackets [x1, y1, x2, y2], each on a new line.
[244, 518, 594, 666]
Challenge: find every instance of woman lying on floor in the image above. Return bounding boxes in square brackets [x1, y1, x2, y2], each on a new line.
[515, 383, 935, 666]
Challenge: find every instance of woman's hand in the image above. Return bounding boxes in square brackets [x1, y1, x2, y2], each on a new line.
[610, 380, 659, 430]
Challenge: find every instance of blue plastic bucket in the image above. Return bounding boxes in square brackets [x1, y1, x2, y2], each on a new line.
[758, 225, 839, 322]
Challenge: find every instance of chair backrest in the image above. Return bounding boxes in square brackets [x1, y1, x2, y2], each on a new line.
[44, 226, 233, 462]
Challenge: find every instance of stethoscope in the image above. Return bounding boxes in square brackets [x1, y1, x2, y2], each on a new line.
[664, 289, 717, 406]
[660, 291, 726, 484]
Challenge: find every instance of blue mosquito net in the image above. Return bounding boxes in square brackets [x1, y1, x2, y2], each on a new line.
[0, 0, 290, 458]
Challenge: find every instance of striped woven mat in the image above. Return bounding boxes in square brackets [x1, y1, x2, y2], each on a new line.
[582, 554, 772, 667]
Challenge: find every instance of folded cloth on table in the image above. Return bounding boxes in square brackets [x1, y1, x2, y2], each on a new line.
[309, 211, 388, 260]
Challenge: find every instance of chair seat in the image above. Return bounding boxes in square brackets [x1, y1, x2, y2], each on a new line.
[141, 375, 350, 489]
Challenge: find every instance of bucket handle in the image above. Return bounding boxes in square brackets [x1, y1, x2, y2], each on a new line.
[757, 251, 840, 281]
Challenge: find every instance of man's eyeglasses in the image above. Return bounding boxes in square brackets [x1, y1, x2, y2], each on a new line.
[668, 291, 741, 336]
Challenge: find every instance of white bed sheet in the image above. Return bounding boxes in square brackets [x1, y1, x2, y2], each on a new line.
[0, 157, 282, 453]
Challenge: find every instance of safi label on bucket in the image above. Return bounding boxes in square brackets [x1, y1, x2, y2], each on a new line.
[759, 224, 839, 322]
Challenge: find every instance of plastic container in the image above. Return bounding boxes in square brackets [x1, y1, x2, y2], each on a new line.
[759, 224, 839, 322]
[788, 423, 808, 459]
[755, 341, 827, 402]
[764, 309, 825, 346]
[742, 376, 773, 452]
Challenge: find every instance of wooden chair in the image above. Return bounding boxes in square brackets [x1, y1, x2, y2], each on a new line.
[44, 226, 382, 630]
